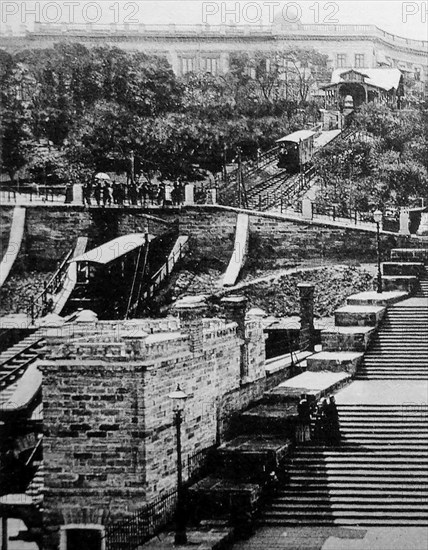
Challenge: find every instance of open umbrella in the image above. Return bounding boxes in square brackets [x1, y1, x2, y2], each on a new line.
[94, 172, 111, 181]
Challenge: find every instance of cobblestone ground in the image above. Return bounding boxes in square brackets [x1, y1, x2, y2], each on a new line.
[233, 526, 428, 550]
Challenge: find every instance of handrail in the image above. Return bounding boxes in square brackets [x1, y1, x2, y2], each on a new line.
[25, 435, 43, 467]
[0, 338, 43, 370]
[0, 355, 38, 391]
[28, 248, 74, 321]
[142, 239, 188, 301]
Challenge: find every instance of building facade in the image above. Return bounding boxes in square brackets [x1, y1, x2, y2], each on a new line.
[1, 22, 427, 95]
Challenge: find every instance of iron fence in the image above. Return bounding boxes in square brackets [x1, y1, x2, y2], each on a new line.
[105, 444, 217, 550]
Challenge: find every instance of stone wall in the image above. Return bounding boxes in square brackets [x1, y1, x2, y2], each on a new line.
[40, 310, 265, 549]
[2, 205, 426, 274]
[0, 207, 14, 262]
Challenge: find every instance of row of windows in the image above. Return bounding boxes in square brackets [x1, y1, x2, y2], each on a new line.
[336, 53, 423, 80]
[180, 57, 219, 75]
[336, 54, 366, 68]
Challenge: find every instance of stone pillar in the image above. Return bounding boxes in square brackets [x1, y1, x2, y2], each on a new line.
[399, 208, 410, 235]
[175, 296, 207, 353]
[302, 198, 313, 220]
[416, 211, 428, 235]
[72, 183, 83, 205]
[221, 296, 248, 380]
[184, 184, 194, 205]
[298, 284, 315, 352]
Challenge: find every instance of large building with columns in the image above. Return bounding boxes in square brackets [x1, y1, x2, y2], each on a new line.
[1, 20, 427, 96]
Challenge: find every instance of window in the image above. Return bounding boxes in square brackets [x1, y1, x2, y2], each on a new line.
[180, 57, 195, 75]
[203, 57, 218, 75]
[60, 525, 105, 550]
[336, 54, 347, 68]
[354, 54, 365, 68]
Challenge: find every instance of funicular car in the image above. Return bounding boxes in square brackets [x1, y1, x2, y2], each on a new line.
[277, 130, 316, 174]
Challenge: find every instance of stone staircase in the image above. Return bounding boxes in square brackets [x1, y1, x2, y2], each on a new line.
[261, 403, 428, 526]
[357, 249, 428, 380]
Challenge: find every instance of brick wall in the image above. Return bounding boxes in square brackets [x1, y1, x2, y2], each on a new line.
[40, 310, 265, 548]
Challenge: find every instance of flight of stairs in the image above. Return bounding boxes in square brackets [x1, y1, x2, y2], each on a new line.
[357, 276, 428, 380]
[262, 403, 428, 526]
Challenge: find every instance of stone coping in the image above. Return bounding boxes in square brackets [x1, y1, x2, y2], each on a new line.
[218, 435, 291, 454]
[189, 476, 261, 494]
[240, 404, 297, 419]
[321, 326, 374, 334]
[346, 291, 408, 306]
[335, 305, 385, 313]
[264, 351, 313, 375]
[275, 371, 350, 392]
[383, 261, 425, 267]
[309, 351, 364, 361]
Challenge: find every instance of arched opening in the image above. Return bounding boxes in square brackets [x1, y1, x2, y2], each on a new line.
[338, 83, 366, 108]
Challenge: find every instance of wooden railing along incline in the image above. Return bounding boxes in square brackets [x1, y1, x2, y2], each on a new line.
[27, 248, 74, 322]
[128, 236, 190, 312]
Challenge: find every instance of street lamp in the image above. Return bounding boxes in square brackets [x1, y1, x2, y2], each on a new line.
[373, 209, 383, 294]
[169, 384, 188, 546]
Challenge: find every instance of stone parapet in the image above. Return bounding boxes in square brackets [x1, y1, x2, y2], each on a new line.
[335, 305, 386, 327]
[390, 248, 428, 263]
[346, 291, 408, 306]
[381, 275, 418, 293]
[306, 351, 364, 375]
[383, 262, 426, 277]
[321, 326, 375, 352]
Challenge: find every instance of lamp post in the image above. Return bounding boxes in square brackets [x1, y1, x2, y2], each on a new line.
[373, 209, 383, 294]
[169, 384, 188, 546]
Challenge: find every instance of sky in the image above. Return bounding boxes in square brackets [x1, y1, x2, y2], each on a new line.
[1, 1, 427, 41]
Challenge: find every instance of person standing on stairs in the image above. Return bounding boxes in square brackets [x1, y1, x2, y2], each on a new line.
[326, 395, 341, 444]
[296, 394, 312, 443]
[314, 398, 329, 443]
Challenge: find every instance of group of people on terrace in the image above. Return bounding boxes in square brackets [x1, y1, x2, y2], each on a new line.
[296, 393, 341, 445]
[82, 177, 186, 208]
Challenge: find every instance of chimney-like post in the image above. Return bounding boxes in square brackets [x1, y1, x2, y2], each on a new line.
[221, 295, 248, 380]
[298, 284, 315, 351]
[175, 296, 207, 353]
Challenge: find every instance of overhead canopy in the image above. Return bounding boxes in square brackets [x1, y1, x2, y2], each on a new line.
[327, 68, 403, 91]
[70, 234, 154, 265]
[277, 130, 316, 144]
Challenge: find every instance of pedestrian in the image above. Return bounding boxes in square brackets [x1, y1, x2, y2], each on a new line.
[112, 181, 120, 205]
[164, 182, 173, 207]
[129, 183, 138, 205]
[94, 179, 102, 206]
[157, 183, 164, 206]
[326, 395, 341, 444]
[296, 394, 311, 443]
[102, 181, 112, 207]
[314, 398, 329, 443]
[82, 180, 92, 206]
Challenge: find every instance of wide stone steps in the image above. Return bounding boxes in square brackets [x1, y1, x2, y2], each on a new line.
[269, 503, 428, 512]
[260, 395, 428, 526]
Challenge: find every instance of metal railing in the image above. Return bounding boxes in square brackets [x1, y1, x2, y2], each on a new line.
[27, 249, 74, 321]
[0, 185, 66, 203]
[105, 445, 216, 550]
